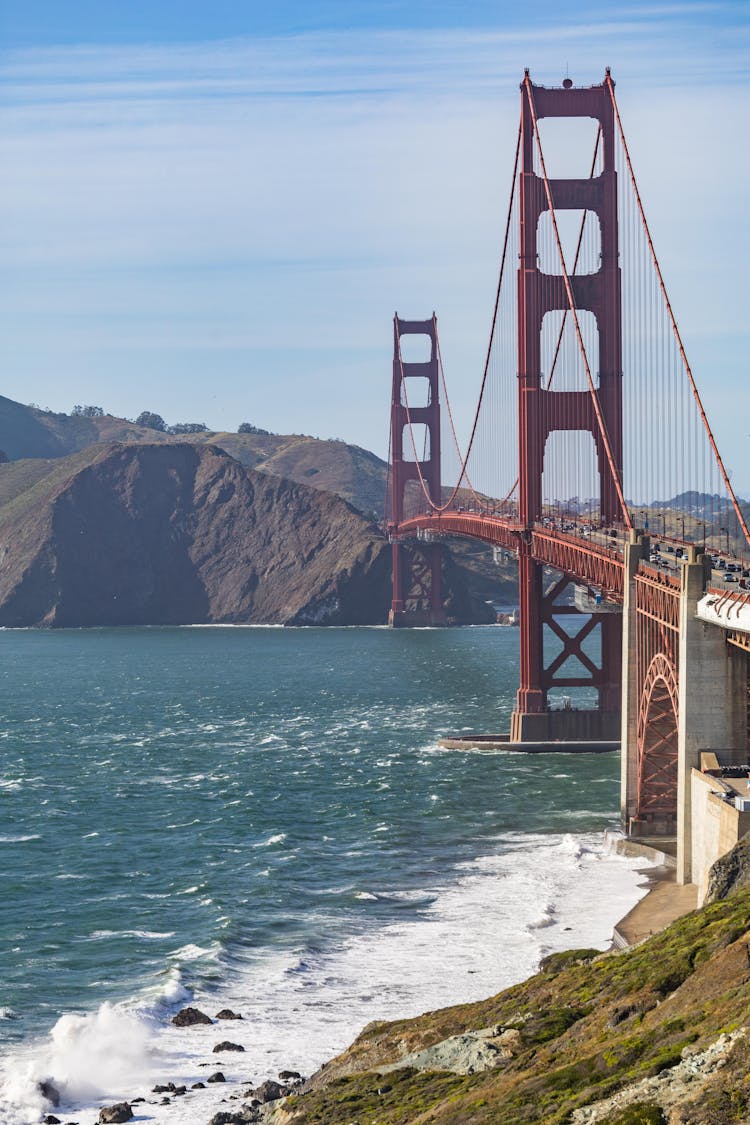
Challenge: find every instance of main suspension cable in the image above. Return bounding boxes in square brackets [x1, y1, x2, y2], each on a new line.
[396, 117, 523, 515]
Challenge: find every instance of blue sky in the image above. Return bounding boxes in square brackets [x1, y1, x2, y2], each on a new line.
[1, 1, 748, 489]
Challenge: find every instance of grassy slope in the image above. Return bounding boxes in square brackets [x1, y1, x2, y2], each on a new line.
[280, 890, 750, 1124]
[0, 399, 388, 518]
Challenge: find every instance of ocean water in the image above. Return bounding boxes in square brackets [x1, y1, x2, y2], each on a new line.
[0, 626, 650, 1125]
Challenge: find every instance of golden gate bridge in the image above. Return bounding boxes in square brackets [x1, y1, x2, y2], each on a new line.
[384, 71, 750, 888]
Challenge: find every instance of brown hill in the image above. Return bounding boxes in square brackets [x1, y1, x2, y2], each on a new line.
[0, 397, 387, 517]
[0, 442, 388, 627]
[0, 443, 494, 628]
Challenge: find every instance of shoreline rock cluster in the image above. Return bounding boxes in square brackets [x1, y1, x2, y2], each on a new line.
[36, 1004, 306, 1125]
[39, 841, 750, 1125]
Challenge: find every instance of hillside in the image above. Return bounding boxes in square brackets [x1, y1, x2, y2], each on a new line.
[0, 397, 387, 518]
[0, 443, 494, 628]
[0, 397, 519, 610]
[268, 876, 750, 1125]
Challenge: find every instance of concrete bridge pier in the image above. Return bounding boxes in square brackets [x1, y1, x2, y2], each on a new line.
[676, 548, 748, 884]
[621, 538, 749, 886]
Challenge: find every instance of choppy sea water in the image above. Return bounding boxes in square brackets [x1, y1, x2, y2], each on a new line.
[0, 625, 649, 1124]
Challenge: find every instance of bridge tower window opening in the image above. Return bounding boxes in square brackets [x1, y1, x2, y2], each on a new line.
[540, 309, 599, 393]
[534, 116, 602, 181]
[400, 376, 431, 409]
[537, 210, 601, 277]
[541, 429, 600, 531]
[398, 333, 433, 364]
[402, 423, 430, 464]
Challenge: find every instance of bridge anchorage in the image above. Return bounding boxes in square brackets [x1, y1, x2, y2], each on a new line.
[385, 71, 750, 891]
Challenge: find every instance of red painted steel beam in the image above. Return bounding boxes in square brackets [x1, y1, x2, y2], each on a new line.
[394, 512, 523, 554]
[392, 514, 626, 599]
[531, 529, 625, 600]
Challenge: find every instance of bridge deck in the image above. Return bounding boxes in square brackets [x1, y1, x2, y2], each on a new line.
[395, 512, 625, 599]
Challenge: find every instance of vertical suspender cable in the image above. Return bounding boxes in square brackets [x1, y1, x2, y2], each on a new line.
[606, 74, 750, 551]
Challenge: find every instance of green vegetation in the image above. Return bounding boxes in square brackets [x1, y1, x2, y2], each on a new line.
[603, 1105, 666, 1125]
[281, 889, 750, 1124]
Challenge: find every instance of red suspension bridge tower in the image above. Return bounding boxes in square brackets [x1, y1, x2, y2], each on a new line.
[513, 72, 623, 742]
[388, 315, 447, 627]
[386, 70, 750, 878]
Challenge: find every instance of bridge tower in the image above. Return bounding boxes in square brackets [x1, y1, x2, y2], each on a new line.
[511, 74, 623, 742]
[388, 315, 447, 627]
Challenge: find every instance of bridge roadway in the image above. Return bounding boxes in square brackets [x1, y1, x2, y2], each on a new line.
[396, 511, 750, 637]
[398, 511, 627, 601]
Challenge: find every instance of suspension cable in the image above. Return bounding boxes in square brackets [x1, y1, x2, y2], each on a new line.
[396, 117, 523, 515]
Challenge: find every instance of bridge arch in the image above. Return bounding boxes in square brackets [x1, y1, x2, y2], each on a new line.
[636, 652, 679, 827]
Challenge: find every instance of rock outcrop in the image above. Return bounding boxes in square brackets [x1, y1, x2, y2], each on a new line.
[171, 1006, 213, 1027]
[705, 831, 750, 903]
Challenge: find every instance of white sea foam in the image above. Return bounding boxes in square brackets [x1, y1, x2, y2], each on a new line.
[0, 835, 41, 844]
[0, 778, 24, 791]
[169, 942, 220, 963]
[0, 832, 654, 1125]
[0, 1003, 156, 1125]
[254, 832, 287, 847]
[90, 930, 176, 941]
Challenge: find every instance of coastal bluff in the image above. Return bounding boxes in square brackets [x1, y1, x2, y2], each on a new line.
[265, 868, 750, 1124]
[0, 442, 492, 627]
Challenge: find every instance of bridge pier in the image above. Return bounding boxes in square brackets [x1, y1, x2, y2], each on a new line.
[388, 540, 447, 628]
[675, 549, 748, 883]
[620, 542, 749, 884]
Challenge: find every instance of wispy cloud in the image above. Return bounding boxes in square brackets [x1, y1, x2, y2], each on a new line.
[0, 7, 748, 481]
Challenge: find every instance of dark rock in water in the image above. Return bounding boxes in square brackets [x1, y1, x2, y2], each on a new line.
[213, 1041, 245, 1053]
[252, 1080, 288, 1103]
[278, 1070, 301, 1080]
[706, 833, 750, 902]
[130, 1097, 145, 1103]
[191, 1081, 206, 1089]
[207, 1071, 226, 1083]
[43, 1116, 61, 1124]
[172, 1006, 213, 1027]
[216, 1009, 243, 1020]
[209, 1113, 258, 1125]
[39, 1080, 61, 1107]
[159, 1097, 170, 1105]
[98, 1105, 133, 1124]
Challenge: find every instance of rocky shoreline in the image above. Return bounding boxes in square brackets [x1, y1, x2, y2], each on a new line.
[35, 1004, 307, 1125]
[33, 859, 698, 1125]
